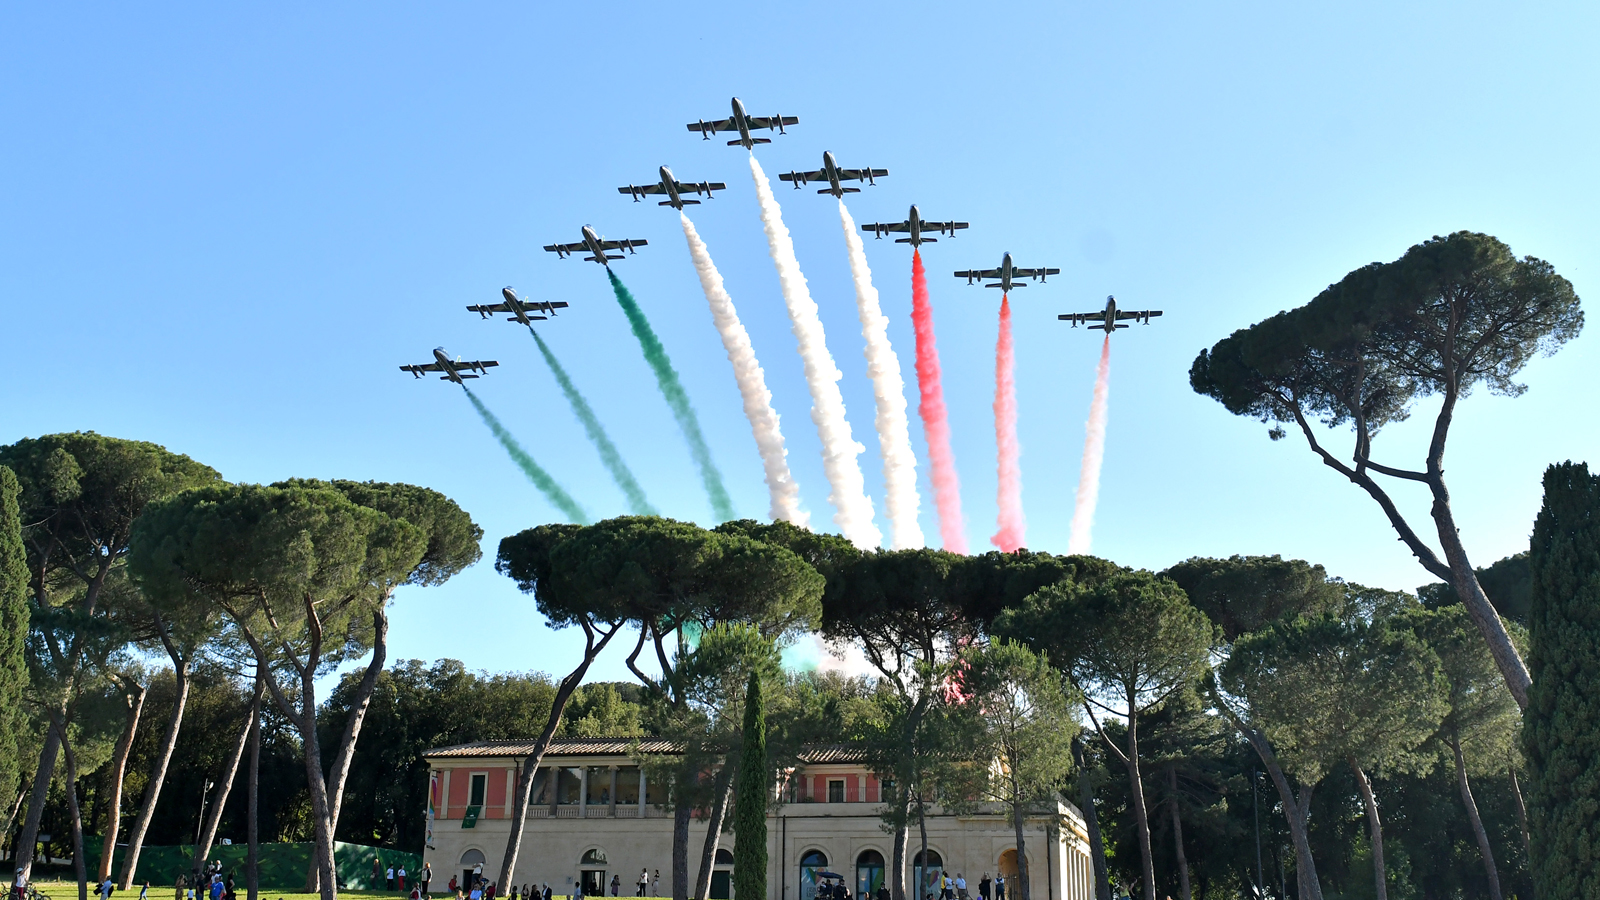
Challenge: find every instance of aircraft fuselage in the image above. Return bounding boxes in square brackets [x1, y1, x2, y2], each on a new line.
[432, 347, 464, 384]
[1101, 297, 1118, 330]
[998, 252, 1017, 292]
[581, 225, 608, 265]
[731, 98, 756, 149]
[906, 205, 924, 246]
[658, 166, 684, 209]
[500, 287, 535, 326]
[822, 151, 844, 197]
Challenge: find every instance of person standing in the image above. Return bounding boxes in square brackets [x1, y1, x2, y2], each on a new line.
[650, 873, 659, 897]
[375, 859, 385, 889]
[399, 868, 408, 893]
[636, 871, 647, 897]
[978, 875, 990, 900]
[994, 875, 1004, 900]
[422, 864, 433, 896]
[609, 877, 620, 897]
[388, 868, 397, 892]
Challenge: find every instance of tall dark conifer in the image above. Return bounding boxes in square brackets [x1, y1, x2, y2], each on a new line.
[1525, 461, 1600, 898]
[0, 467, 29, 797]
[733, 672, 768, 900]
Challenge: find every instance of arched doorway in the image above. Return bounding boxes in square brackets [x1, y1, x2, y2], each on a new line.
[855, 850, 885, 900]
[912, 850, 942, 900]
[581, 848, 609, 897]
[996, 851, 1021, 900]
[711, 849, 733, 900]
[460, 849, 486, 890]
[799, 850, 830, 900]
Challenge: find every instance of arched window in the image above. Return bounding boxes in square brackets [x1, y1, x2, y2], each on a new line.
[582, 849, 609, 866]
[715, 849, 734, 866]
[912, 850, 943, 900]
[459, 850, 486, 867]
[855, 851, 885, 899]
[799, 851, 830, 900]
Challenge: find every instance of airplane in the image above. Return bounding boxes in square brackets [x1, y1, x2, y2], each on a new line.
[617, 166, 728, 211]
[543, 225, 648, 266]
[400, 347, 499, 384]
[686, 97, 799, 150]
[860, 205, 968, 248]
[467, 287, 569, 325]
[778, 151, 888, 198]
[954, 253, 1061, 291]
[1059, 295, 1163, 332]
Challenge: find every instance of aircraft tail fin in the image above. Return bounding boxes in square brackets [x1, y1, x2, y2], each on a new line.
[1088, 324, 1108, 330]
[730, 137, 772, 146]
[665, 199, 700, 206]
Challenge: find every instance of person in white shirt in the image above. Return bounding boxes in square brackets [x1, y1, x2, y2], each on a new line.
[954, 876, 966, 900]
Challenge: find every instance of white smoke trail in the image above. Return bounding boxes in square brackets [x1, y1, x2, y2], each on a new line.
[838, 200, 924, 550]
[1067, 336, 1112, 554]
[680, 212, 808, 527]
[749, 155, 882, 551]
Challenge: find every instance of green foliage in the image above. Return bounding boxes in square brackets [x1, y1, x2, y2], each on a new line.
[1190, 231, 1583, 433]
[0, 466, 31, 796]
[1224, 614, 1446, 786]
[286, 480, 483, 589]
[733, 673, 767, 900]
[1162, 555, 1344, 643]
[1418, 552, 1533, 624]
[1404, 605, 1521, 770]
[944, 641, 1079, 826]
[1524, 461, 1600, 898]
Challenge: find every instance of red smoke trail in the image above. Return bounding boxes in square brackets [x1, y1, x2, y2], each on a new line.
[991, 294, 1024, 552]
[910, 250, 968, 554]
[1068, 335, 1112, 554]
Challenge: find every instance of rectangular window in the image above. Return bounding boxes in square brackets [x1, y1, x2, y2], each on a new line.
[827, 779, 845, 803]
[468, 773, 487, 808]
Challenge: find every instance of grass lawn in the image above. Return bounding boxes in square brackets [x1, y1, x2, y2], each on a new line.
[23, 885, 414, 900]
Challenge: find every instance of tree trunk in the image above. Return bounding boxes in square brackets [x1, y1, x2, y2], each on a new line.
[1449, 739, 1502, 900]
[672, 803, 692, 900]
[1077, 770, 1109, 900]
[1011, 799, 1030, 900]
[1507, 761, 1531, 862]
[1122, 703, 1156, 900]
[3, 789, 25, 864]
[1219, 711, 1322, 900]
[195, 681, 261, 874]
[58, 721, 88, 900]
[917, 794, 929, 900]
[694, 767, 735, 900]
[323, 607, 388, 836]
[296, 645, 339, 900]
[118, 655, 191, 889]
[98, 681, 146, 882]
[1347, 760, 1385, 900]
[247, 669, 262, 900]
[1166, 767, 1190, 900]
[890, 810, 908, 900]
[15, 721, 62, 882]
[495, 624, 618, 889]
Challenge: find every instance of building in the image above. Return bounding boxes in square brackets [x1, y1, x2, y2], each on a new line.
[422, 738, 1097, 900]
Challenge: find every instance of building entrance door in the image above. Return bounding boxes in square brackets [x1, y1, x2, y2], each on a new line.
[582, 872, 607, 897]
[710, 872, 731, 899]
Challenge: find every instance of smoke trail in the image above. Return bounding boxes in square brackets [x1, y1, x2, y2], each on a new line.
[748, 154, 881, 550]
[910, 249, 968, 554]
[838, 199, 923, 550]
[1067, 336, 1111, 554]
[679, 212, 807, 527]
[462, 386, 589, 524]
[607, 269, 737, 522]
[991, 295, 1024, 552]
[527, 327, 656, 516]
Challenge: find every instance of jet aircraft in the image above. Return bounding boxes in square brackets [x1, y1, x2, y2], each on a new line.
[467, 287, 569, 325]
[779, 152, 888, 198]
[687, 97, 799, 150]
[1059, 295, 1163, 332]
[954, 253, 1060, 291]
[543, 225, 648, 266]
[617, 166, 728, 211]
[861, 205, 968, 247]
[400, 347, 499, 384]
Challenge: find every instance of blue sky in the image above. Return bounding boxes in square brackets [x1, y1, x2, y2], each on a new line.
[4, 2, 1596, 684]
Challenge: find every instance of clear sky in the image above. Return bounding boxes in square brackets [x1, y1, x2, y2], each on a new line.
[4, 2, 1596, 684]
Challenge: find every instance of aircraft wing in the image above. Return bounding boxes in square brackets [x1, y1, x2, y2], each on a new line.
[400, 362, 446, 374]
[618, 184, 669, 196]
[596, 238, 648, 251]
[686, 117, 739, 135]
[838, 168, 889, 181]
[1058, 312, 1102, 323]
[458, 360, 499, 371]
[543, 241, 587, 254]
[1115, 309, 1162, 320]
[1015, 267, 1062, 280]
[930, 221, 968, 234]
[466, 303, 513, 315]
[863, 222, 912, 234]
[954, 268, 1003, 280]
[745, 115, 799, 131]
[680, 181, 727, 194]
[778, 169, 826, 184]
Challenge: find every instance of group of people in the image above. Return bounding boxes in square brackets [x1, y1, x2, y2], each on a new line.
[373, 859, 433, 899]
[170, 861, 234, 900]
[926, 872, 1006, 900]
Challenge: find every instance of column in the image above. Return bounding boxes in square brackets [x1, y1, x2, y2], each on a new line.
[441, 769, 451, 819]
[639, 769, 648, 816]
[579, 767, 589, 817]
[609, 766, 619, 817]
[549, 767, 560, 816]
[506, 768, 515, 819]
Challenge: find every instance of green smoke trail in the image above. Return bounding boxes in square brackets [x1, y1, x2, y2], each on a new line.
[607, 269, 736, 521]
[463, 386, 590, 524]
[528, 326, 657, 516]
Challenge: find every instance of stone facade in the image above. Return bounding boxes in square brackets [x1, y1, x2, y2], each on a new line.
[422, 739, 1096, 900]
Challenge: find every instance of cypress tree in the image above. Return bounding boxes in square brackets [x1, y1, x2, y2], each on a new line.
[734, 672, 768, 900]
[0, 466, 31, 798]
[1525, 461, 1600, 898]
